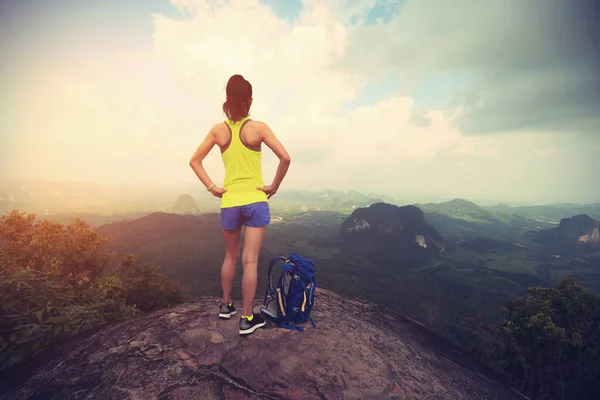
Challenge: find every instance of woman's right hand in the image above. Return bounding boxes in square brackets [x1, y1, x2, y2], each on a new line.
[210, 187, 227, 198]
[257, 185, 278, 199]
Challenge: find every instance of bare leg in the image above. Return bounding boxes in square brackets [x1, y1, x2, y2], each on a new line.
[241, 226, 266, 316]
[221, 228, 241, 304]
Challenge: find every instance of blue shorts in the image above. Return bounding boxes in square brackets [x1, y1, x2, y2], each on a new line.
[220, 201, 271, 231]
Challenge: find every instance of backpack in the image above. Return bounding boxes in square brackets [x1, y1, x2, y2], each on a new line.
[260, 253, 317, 331]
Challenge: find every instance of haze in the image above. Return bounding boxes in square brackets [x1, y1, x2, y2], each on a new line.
[1, 0, 599, 205]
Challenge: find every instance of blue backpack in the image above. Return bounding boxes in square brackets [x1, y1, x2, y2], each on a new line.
[260, 253, 317, 331]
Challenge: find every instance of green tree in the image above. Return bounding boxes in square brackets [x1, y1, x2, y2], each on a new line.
[0, 210, 112, 280]
[469, 275, 600, 400]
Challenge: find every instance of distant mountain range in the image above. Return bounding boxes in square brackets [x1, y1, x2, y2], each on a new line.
[273, 189, 396, 208]
[2, 179, 598, 223]
[489, 202, 600, 223]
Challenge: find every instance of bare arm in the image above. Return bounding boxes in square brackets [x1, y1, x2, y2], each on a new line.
[260, 122, 291, 190]
[189, 126, 226, 197]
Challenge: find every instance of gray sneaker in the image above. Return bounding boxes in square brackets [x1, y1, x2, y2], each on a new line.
[239, 313, 266, 335]
[218, 303, 236, 319]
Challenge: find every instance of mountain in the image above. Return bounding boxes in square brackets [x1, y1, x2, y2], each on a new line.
[173, 194, 200, 214]
[419, 198, 507, 224]
[340, 202, 444, 254]
[416, 199, 552, 243]
[95, 212, 234, 294]
[536, 214, 600, 252]
[273, 189, 396, 209]
[489, 203, 600, 224]
[0, 289, 526, 400]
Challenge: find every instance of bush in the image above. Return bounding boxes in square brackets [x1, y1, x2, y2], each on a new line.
[0, 267, 138, 370]
[115, 254, 188, 312]
[0, 210, 188, 370]
[466, 275, 600, 400]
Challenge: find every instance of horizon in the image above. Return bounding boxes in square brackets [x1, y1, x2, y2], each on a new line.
[1, 177, 600, 208]
[1, 0, 600, 204]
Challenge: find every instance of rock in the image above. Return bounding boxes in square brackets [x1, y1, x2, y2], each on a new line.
[173, 194, 200, 214]
[535, 214, 600, 253]
[340, 202, 444, 255]
[0, 289, 527, 400]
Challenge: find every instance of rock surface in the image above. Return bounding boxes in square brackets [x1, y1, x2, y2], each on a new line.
[536, 214, 600, 252]
[340, 203, 444, 254]
[0, 289, 527, 400]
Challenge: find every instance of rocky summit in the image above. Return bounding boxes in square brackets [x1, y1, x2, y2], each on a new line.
[556, 214, 599, 245]
[173, 194, 200, 214]
[0, 289, 526, 400]
[340, 203, 444, 253]
[536, 214, 600, 252]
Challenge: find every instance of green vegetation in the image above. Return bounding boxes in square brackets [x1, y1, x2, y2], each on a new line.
[0, 210, 188, 370]
[467, 276, 600, 400]
[490, 203, 600, 223]
[2, 196, 599, 399]
[90, 204, 600, 352]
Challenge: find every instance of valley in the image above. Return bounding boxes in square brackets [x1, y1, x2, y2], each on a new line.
[83, 194, 600, 350]
[2, 189, 600, 399]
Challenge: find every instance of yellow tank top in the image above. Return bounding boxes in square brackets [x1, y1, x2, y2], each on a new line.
[221, 117, 268, 208]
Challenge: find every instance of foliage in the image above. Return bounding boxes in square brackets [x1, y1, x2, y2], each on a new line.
[467, 276, 600, 400]
[114, 254, 188, 312]
[0, 210, 112, 280]
[0, 267, 138, 370]
[0, 210, 188, 371]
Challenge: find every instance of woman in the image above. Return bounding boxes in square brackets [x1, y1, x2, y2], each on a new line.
[189, 74, 291, 335]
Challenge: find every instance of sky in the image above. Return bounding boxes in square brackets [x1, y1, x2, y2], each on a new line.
[1, 0, 599, 204]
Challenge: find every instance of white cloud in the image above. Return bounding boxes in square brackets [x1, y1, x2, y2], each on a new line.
[340, 0, 600, 135]
[3, 0, 598, 202]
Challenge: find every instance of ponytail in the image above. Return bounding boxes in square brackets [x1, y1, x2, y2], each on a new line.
[223, 75, 253, 122]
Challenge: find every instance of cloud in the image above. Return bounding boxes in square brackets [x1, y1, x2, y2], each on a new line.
[340, 0, 600, 135]
[1, 0, 599, 203]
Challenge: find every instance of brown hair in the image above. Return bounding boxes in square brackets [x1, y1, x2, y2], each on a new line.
[222, 74, 253, 122]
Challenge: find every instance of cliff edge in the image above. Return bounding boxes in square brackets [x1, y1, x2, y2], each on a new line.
[0, 289, 527, 400]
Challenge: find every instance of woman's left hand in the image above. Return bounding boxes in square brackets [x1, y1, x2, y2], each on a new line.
[210, 186, 227, 198]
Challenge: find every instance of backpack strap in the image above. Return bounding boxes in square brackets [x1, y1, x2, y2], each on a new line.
[264, 256, 287, 306]
[280, 319, 316, 331]
[281, 322, 304, 331]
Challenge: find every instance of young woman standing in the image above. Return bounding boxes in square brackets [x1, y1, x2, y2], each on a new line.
[189, 74, 291, 335]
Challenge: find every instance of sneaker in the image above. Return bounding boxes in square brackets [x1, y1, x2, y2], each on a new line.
[218, 303, 236, 319]
[239, 313, 266, 335]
